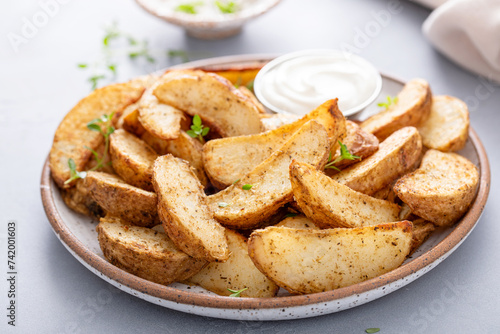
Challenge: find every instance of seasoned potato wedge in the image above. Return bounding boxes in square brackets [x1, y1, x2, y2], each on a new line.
[138, 85, 184, 140]
[109, 129, 158, 191]
[61, 178, 104, 218]
[153, 155, 229, 261]
[85, 171, 158, 227]
[275, 215, 318, 229]
[50, 81, 145, 188]
[206, 67, 261, 87]
[418, 95, 469, 152]
[332, 126, 422, 196]
[186, 229, 279, 298]
[290, 161, 402, 228]
[238, 86, 266, 114]
[97, 217, 206, 285]
[207, 120, 331, 230]
[394, 149, 479, 227]
[203, 99, 345, 189]
[153, 69, 263, 137]
[361, 79, 432, 140]
[410, 218, 436, 254]
[122, 109, 208, 186]
[260, 113, 300, 131]
[248, 222, 413, 294]
[329, 120, 379, 170]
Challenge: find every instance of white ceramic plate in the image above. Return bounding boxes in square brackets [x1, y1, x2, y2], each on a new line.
[41, 54, 490, 321]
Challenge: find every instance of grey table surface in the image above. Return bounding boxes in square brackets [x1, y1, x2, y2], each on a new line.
[1, 0, 499, 333]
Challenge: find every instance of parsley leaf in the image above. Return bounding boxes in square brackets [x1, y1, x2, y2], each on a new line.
[242, 184, 253, 190]
[324, 141, 360, 171]
[186, 114, 210, 143]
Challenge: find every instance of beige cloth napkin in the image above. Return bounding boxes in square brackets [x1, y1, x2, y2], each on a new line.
[420, 0, 500, 84]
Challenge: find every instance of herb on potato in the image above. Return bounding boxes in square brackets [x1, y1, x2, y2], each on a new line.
[227, 287, 248, 297]
[377, 95, 398, 110]
[242, 184, 253, 190]
[186, 114, 210, 144]
[324, 141, 360, 171]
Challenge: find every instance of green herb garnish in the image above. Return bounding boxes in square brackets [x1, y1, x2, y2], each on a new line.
[324, 141, 360, 171]
[242, 184, 253, 190]
[64, 112, 115, 184]
[377, 95, 398, 110]
[175, 2, 203, 14]
[186, 114, 210, 144]
[168, 49, 190, 63]
[227, 287, 248, 297]
[365, 328, 380, 333]
[215, 1, 238, 14]
[246, 79, 254, 92]
[232, 179, 240, 184]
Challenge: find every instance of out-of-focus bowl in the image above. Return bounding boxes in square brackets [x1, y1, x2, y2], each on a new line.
[135, 0, 281, 39]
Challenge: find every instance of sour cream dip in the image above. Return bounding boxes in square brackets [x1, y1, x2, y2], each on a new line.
[254, 50, 382, 116]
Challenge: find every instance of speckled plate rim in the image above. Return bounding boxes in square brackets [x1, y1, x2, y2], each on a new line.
[41, 54, 490, 318]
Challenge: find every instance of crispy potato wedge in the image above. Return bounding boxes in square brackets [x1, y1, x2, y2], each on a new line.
[394, 149, 479, 227]
[332, 126, 422, 196]
[238, 86, 266, 114]
[361, 79, 432, 140]
[153, 155, 229, 261]
[248, 222, 413, 294]
[153, 69, 263, 137]
[61, 178, 104, 219]
[84, 141, 115, 175]
[109, 129, 158, 191]
[275, 215, 318, 229]
[50, 81, 145, 188]
[291, 161, 402, 228]
[186, 229, 279, 298]
[328, 120, 379, 170]
[122, 109, 208, 186]
[97, 217, 206, 285]
[260, 113, 300, 131]
[203, 99, 345, 189]
[410, 218, 436, 254]
[207, 120, 331, 230]
[206, 67, 261, 87]
[138, 84, 184, 141]
[85, 171, 158, 227]
[418, 95, 469, 152]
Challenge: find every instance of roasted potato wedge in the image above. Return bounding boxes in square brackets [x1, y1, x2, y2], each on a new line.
[332, 126, 422, 196]
[207, 120, 331, 230]
[238, 86, 266, 114]
[291, 161, 402, 228]
[153, 155, 229, 261]
[248, 222, 413, 294]
[138, 85, 184, 141]
[418, 95, 469, 152]
[275, 215, 318, 229]
[203, 99, 345, 189]
[186, 229, 279, 298]
[361, 79, 432, 140]
[109, 129, 158, 191]
[50, 81, 145, 188]
[61, 178, 104, 219]
[410, 218, 436, 254]
[153, 69, 263, 137]
[260, 113, 300, 131]
[206, 67, 261, 88]
[97, 217, 206, 285]
[85, 171, 158, 227]
[122, 109, 208, 186]
[394, 149, 479, 227]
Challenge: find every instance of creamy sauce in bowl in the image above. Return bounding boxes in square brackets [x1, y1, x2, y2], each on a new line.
[254, 50, 382, 116]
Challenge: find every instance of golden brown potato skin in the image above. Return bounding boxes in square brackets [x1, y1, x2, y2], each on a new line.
[410, 218, 436, 255]
[207, 120, 331, 230]
[109, 129, 158, 191]
[153, 69, 263, 137]
[97, 217, 206, 286]
[361, 78, 432, 140]
[290, 161, 401, 228]
[332, 126, 422, 196]
[153, 155, 229, 262]
[418, 95, 469, 152]
[275, 215, 318, 229]
[61, 178, 104, 219]
[50, 81, 145, 188]
[85, 171, 158, 227]
[394, 149, 479, 227]
[248, 222, 413, 294]
[203, 99, 345, 189]
[186, 229, 279, 298]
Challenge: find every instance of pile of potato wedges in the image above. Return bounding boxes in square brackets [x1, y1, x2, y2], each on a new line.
[49, 65, 479, 297]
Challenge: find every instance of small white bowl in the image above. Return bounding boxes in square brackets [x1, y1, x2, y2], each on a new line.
[135, 0, 282, 39]
[254, 49, 382, 117]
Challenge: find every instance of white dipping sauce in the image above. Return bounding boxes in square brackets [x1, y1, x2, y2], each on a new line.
[255, 50, 381, 116]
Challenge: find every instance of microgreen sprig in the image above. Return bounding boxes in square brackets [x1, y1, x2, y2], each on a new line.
[242, 184, 253, 190]
[377, 95, 398, 110]
[64, 112, 115, 184]
[216, 1, 238, 14]
[186, 114, 210, 144]
[365, 328, 380, 333]
[176, 2, 203, 14]
[227, 287, 248, 297]
[324, 141, 360, 171]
